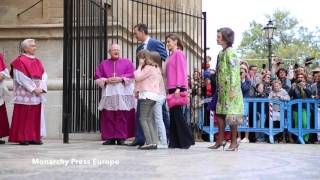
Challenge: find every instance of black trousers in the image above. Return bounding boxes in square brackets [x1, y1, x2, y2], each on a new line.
[169, 105, 195, 148]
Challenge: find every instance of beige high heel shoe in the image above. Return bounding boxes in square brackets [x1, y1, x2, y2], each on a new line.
[225, 143, 239, 151]
[208, 141, 226, 150]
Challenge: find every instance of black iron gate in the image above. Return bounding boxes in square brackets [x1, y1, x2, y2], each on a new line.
[63, 0, 106, 143]
[63, 0, 207, 143]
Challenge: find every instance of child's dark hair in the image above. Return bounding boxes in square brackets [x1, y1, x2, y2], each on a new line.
[255, 83, 264, 90]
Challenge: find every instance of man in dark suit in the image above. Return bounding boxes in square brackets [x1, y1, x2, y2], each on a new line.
[128, 23, 169, 146]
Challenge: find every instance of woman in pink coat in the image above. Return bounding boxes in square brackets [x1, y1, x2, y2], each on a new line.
[165, 34, 194, 149]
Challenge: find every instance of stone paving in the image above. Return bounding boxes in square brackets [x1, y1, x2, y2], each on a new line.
[0, 140, 319, 180]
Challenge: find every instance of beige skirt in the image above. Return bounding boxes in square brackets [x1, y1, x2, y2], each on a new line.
[225, 114, 243, 126]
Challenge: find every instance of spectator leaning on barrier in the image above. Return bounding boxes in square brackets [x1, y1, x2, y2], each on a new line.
[240, 63, 249, 79]
[248, 64, 262, 97]
[262, 73, 272, 96]
[248, 64, 260, 87]
[289, 72, 312, 143]
[268, 80, 290, 142]
[191, 69, 201, 97]
[202, 66, 213, 140]
[255, 83, 268, 98]
[254, 83, 268, 143]
[307, 74, 314, 85]
[240, 67, 251, 98]
[276, 68, 291, 93]
[311, 70, 320, 98]
[269, 81, 290, 114]
[209, 69, 217, 96]
[292, 65, 305, 84]
[269, 80, 290, 106]
[204, 78, 212, 97]
[239, 66, 251, 143]
[191, 69, 202, 126]
[311, 70, 320, 144]
[271, 57, 284, 79]
[290, 73, 312, 99]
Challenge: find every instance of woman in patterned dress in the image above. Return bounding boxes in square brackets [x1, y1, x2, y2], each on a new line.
[208, 27, 243, 151]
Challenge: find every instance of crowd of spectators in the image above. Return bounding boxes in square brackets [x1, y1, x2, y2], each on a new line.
[190, 57, 320, 144]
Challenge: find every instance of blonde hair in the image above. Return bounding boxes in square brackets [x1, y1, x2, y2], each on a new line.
[272, 80, 282, 87]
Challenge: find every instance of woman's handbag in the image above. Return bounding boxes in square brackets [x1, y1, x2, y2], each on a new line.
[166, 91, 189, 108]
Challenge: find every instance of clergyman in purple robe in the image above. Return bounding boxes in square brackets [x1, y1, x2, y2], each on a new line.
[95, 44, 136, 145]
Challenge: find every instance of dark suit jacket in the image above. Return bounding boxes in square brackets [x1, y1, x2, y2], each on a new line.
[289, 85, 312, 110]
[136, 37, 168, 66]
[241, 79, 252, 98]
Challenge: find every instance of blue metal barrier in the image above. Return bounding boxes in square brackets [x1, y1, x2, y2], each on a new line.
[199, 98, 287, 144]
[197, 98, 212, 141]
[287, 99, 320, 144]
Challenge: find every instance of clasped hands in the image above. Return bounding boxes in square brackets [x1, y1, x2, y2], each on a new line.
[33, 87, 43, 96]
[105, 77, 123, 84]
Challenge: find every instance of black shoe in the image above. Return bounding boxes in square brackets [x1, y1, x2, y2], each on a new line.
[127, 140, 144, 146]
[19, 141, 29, 145]
[181, 145, 191, 149]
[29, 140, 43, 145]
[102, 140, 116, 145]
[139, 144, 157, 150]
[0, 140, 5, 144]
[116, 139, 125, 145]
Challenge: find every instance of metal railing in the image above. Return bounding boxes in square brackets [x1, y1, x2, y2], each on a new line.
[287, 99, 320, 144]
[200, 97, 320, 144]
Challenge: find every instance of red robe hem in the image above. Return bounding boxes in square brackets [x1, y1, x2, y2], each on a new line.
[9, 104, 41, 142]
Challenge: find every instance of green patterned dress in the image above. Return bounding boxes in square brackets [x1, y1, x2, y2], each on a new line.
[215, 47, 243, 125]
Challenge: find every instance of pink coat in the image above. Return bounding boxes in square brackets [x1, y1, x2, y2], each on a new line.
[134, 65, 165, 95]
[165, 50, 188, 90]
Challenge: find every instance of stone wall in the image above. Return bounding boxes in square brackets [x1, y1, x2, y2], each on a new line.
[1, 0, 65, 139]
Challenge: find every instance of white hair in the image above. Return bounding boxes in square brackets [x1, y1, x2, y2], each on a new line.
[108, 43, 120, 51]
[21, 39, 35, 51]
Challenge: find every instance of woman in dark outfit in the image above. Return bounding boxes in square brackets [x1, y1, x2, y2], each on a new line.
[165, 34, 195, 149]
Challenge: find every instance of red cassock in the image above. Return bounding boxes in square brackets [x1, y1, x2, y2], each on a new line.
[9, 54, 45, 143]
[0, 53, 9, 138]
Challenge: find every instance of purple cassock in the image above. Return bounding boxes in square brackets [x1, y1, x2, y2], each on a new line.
[95, 58, 136, 140]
